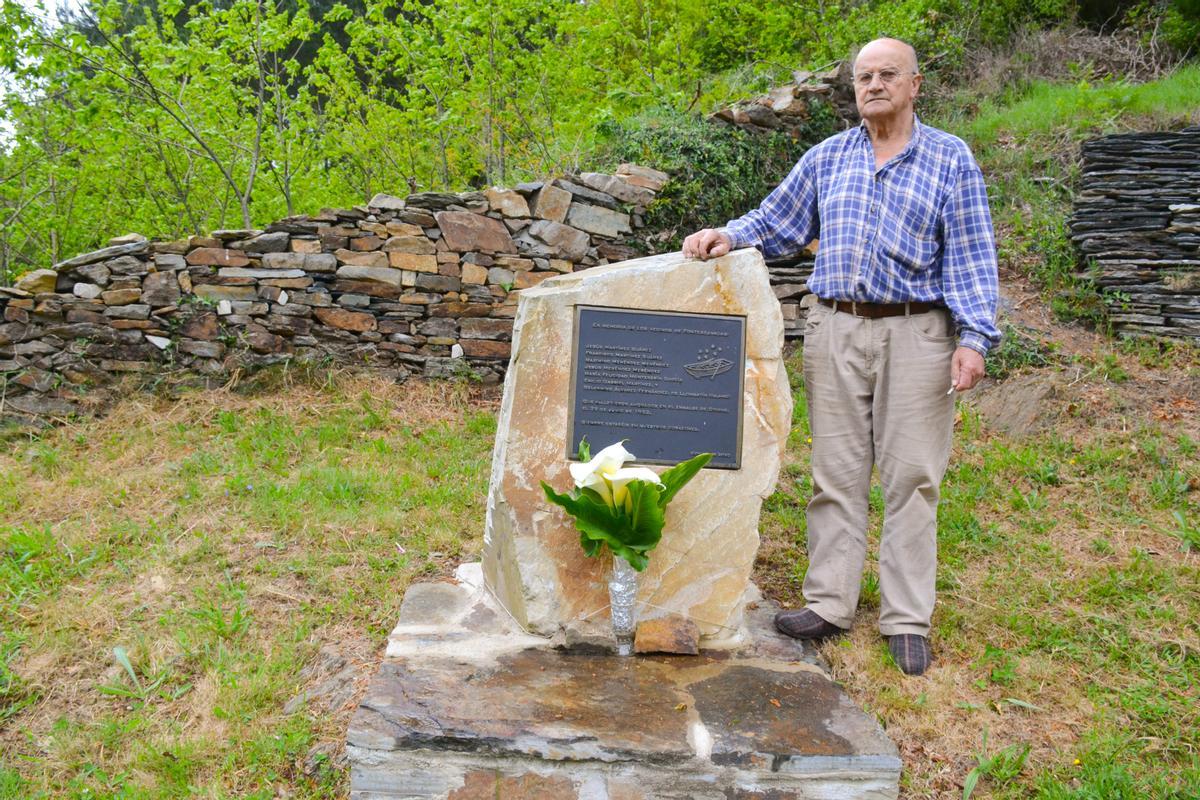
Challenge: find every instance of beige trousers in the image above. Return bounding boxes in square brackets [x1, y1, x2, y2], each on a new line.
[801, 301, 957, 637]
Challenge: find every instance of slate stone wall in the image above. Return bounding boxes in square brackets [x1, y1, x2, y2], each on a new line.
[0, 165, 669, 420]
[1070, 128, 1200, 339]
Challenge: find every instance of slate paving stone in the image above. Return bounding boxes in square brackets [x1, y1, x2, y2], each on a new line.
[346, 565, 899, 799]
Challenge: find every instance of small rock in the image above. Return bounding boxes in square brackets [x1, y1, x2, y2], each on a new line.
[313, 307, 376, 333]
[181, 312, 219, 341]
[193, 284, 256, 302]
[334, 249, 389, 269]
[15, 270, 57, 294]
[53, 241, 148, 271]
[104, 255, 148, 276]
[367, 192, 407, 211]
[529, 184, 572, 223]
[177, 339, 226, 359]
[567, 203, 632, 239]
[634, 615, 699, 655]
[435, 211, 516, 254]
[141, 272, 181, 306]
[101, 288, 142, 306]
[186, 248, 250, 268]
[388, 252, 438, 273]
[484, 188, 531, 217]
[615, 163, 670, 192]
[382, 235, 436, 255]
[523, 220, 590, 261]
[107, 233, 148, 246]
[5, 394, 78, 417]
[335, 265, 404, 287]
[230, 231, 289, 253]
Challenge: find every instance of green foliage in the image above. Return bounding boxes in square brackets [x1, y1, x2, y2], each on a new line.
[599, 105, 836, 247]
[96, 645, 192, 705]
[963, 732, 1032, 799]
[1169, 510, 1200, 551]
[541, 450, 713, 571]
[1162, 0, 1200, 51]
[6, 0, 1165, 283]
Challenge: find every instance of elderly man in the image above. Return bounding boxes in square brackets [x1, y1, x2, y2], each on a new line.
[682, 38, 999, 675]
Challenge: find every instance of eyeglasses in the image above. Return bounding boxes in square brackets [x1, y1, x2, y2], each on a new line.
[854, 69, 916, 87]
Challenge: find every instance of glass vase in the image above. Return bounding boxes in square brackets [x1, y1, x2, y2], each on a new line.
[608, 555, 638, 656]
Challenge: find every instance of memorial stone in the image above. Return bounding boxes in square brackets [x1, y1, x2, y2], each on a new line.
[482, 248, 792, 645]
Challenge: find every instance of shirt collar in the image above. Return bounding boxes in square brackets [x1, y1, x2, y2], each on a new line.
[856, 115, 924, 162]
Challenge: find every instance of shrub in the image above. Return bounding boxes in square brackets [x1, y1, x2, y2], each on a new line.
[596, 102, 839, 250]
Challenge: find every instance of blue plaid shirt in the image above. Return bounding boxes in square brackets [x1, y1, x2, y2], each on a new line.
[725, 120, 1001, 355]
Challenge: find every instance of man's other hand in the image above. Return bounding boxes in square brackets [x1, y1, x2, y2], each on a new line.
[950, 346, 985, 392]
[681, 229, 732, 261]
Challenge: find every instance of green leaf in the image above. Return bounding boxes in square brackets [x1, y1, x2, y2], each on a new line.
[576, 437, 591, 461]
[112, 646, 141, 692]
[623, 480, 666, 551]
[962, 768, 980, 800]
[542, 480, 664, 571]
[542, 480, 624, 550]
[1002, 697, 1044, 712]
[657, 453, 713, 508]
[616, 548, 649, 571]
[579, 530, 602, 557]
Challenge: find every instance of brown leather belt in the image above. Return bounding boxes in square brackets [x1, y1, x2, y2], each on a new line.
[818, 298, 943, 319]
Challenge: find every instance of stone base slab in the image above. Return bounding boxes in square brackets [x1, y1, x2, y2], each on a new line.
[346, 565, 900, 799]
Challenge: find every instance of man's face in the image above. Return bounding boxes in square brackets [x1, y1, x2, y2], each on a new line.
[853, 42, 922, 124]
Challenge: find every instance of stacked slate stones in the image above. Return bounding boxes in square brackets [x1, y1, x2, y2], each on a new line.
[0, 164, 668, 420]
[710, 62, 859, 136]
[1069, 127, 1200, 339]
[767, 249, 819, 340]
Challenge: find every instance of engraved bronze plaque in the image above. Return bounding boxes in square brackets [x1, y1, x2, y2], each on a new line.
[567, 305, 745, 469]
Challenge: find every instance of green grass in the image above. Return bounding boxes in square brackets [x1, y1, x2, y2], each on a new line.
[3, 350, 1199, 797]
[0, 371, 495, 798]
[962, 65, 1200, 142]
[759, 350, 1200, 799]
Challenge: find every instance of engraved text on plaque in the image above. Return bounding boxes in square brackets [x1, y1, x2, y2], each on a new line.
[568, 306, 745, 469]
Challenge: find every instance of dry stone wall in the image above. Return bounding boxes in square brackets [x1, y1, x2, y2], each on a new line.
[1070, 128, 1200, 339]
[0, 165, 668, 420]
[710, 63, 859, 136]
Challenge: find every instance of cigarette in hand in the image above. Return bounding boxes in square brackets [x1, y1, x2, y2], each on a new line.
[946, 384, 956, 395]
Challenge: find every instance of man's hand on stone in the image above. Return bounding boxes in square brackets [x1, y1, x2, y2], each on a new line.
[950, 346, 985, 392]
[681, 229, 732, 261]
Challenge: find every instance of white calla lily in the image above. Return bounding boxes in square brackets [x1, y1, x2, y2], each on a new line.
[575, 468, 614, 505]
[570, 442, 631, 507]
[569, 441, 634, 487]
[568, 442, 661, 510]
[543, 439, 714, 575]
[607, 466, 663, 509]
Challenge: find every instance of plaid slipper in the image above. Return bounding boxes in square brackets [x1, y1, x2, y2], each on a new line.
[888, 634, 932, 676]
[774, 608, 848, 640]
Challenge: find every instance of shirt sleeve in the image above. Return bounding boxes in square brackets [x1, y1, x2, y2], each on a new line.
[724, 151, 821, 259]
[941, 164, 1001, 356]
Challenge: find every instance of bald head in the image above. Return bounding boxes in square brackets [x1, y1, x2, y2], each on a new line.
[855, 38, 920, 76]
